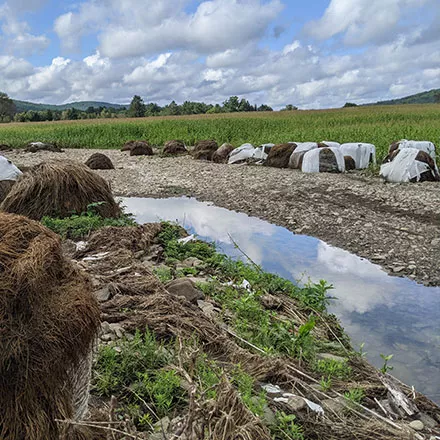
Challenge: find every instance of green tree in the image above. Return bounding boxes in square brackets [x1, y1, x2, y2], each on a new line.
[0, 92, 16, 122]
[128, 95, 146, 117]
[281, 104, 298, 111]
[257, 104, 273, 112]
[223, 96, 240, 112]
[343, 102, 358, 108]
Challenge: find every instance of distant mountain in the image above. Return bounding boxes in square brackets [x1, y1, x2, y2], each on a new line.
[371, 89, 440, 106]
[13, 100, 127, 112]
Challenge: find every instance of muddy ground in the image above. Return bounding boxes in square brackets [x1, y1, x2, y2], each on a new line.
[4, 148, 440, 286]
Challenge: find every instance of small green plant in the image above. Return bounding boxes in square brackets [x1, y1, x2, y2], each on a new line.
[153, 266, 173, 283]
[380, 354, 394, 374]
[195, 355, 221, 400]
[271, 411, 304, 440]
[314, 359, 352, 380]
[319, 377, 332, 392]
[41, 206, 135, 239]
[231, 366, 267, 417]
[356, 342, 367, 358]
[344, 388, 365, 405]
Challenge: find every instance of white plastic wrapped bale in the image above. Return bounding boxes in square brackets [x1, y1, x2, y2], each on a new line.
[380, 148, 435, 183]
[340, 143, 376, 169]
[321, 141, 341, 149]
[251, 146, 268, 161]
[0, 155, 22, 181]
[391, 140, 437, 166]
[228, 143, 255, 164]
[288, 142, 319, 169]
[301, 147, 345, 173]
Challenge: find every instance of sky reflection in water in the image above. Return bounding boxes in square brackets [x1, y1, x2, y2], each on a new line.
[121, 196, 440, 402]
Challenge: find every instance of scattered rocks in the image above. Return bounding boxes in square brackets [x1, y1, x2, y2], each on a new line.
[94, 286, 112, 302]
[165, 278, 205, 303]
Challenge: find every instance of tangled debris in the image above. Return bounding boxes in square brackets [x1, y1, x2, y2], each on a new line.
[53, 219, 440, 440]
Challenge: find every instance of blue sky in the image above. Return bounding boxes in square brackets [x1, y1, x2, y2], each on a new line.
[0, 0, 439, 108]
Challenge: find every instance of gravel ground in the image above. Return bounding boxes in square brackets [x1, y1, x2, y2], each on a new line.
[4, 148, 440, 286]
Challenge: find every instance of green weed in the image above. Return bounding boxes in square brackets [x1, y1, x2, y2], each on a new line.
[271, 411, 305, 440]
[314, 358, 352, 380]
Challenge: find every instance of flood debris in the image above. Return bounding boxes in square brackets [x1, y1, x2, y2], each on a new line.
[0, 159, 121, 220]
[53, 218, 440, 440]
[25, 141, 63, 153]
[0, 212, 100, 440]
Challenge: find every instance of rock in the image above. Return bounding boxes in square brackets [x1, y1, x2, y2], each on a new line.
[101, 334, 112, 342]
[261, 383, 284, 399]
[316, 353, 347, 363]
[392, 266, 405, 273]
[261, 402, 277, 426]
[109, 323, 125, 338]
[180, 257, 204, 268]
[113, 346, 122, 353]
[261, 294, 283, 310]
[409, 420, 424, 431]
[101, 321, 111, 333]
[85, 153, 115, 170]
[431, 238, 440, 246]
[94, 286, 111, 302]
[286, 396, 307, 413]
[213, 143, 234, 163]
[163, 140, 187, 155]
[165, 278, 204, 304]
[154, 416, 171, 433]
[197, 300, 216, 317]
[322, 397, 346, 414]
[417, 412, 438, 429]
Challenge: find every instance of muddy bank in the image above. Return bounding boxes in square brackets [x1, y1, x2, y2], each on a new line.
[4, 148, 440, 286]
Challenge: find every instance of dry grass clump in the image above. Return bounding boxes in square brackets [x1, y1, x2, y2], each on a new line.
[85, 153, 115, 170]
[0, 212, 100, 440]
[0, 159, 121, 220]
[0, 179, 15, 203]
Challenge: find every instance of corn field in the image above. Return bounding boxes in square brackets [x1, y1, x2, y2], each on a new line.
[1, 104, 440, 162]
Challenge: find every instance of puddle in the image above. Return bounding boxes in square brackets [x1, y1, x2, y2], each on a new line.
[121, 196, 440, 403]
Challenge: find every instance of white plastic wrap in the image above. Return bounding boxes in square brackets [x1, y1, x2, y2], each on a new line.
[228, 143, 255, 164]
[380, 148, 430, 183]
[340, 143, 376, 169]
[394, 140, 437, 168]
[252, 146, 268, 160]
[321, 141, 341, 149]
[301, 147, 345, 173]
[288, 143, 319, 168]
[0, 155, 22, 181]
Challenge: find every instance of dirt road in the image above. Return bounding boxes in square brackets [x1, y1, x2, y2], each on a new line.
[4, 148, 440, 286]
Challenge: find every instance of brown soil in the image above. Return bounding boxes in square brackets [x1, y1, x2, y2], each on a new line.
[4, 148, 440, 286]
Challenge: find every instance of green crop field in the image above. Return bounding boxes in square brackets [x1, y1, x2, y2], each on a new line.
[1, 104, 440, 162]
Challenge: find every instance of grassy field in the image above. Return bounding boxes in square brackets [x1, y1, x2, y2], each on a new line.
[1, 104, 440, 161]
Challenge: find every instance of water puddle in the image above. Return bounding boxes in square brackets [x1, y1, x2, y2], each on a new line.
[121, 196, 440, 403]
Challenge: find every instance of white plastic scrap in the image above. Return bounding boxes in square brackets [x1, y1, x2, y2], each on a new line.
[340, 143, 377, 169]
[228, 144, 255, 164]
[321, 141, 341, 149]
[76, 241, 88, 252]
[274, 393, 325, 415]
[380, 148, 431, 183]
[301, 147, 345, 173]
[0, 155, 22, 181]
[178, 234, 195, 244]
[288, 143, 319, 168]
[394, 140, 437, 169]
[83, 252, 110, 261]
[262, 384, 283, 394]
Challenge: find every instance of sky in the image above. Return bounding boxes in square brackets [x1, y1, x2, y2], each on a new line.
[0, 0, 439, 109]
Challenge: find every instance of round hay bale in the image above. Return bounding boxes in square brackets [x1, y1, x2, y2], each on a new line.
[344, 156, 356, 171]
[25, 142, 63, 153]
[193, 140, 219, 161]
[0, 180, 15, 203]
[0, 212, 100, 440]
[163, 140, 187, 155]
[213, 143, 234, 163]
[85, 153, 115, 170]
[410, 150, 439, 182]
[0, 144, 12, 151]
[266, 143, 297, 168]
[130, 142, 154, 157]
[0, 159, 121, 220]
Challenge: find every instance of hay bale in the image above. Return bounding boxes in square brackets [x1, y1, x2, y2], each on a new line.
[130, 143, 153, 156]
[0, 212, 100, 440]
[266, 143, 297, 168]
[318, 148, 341, 173]
[213, 143, 234, 163]
[25, 142, 63, 153]
[0, 159, 121, 220]
[344, 156, 356, 171]
[0, 144, 12, 151]
[0, 180, 15, 203]
[163, 140, 187, 155]
[85, 153, 115, 170]
[193, 140, 219, 161]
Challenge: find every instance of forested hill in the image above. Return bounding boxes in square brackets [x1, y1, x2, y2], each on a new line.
[13, 100, 127, 112]
[371, 89, 440, 106]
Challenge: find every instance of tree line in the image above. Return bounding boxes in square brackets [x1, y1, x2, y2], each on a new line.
[0, 93, 299, 124]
